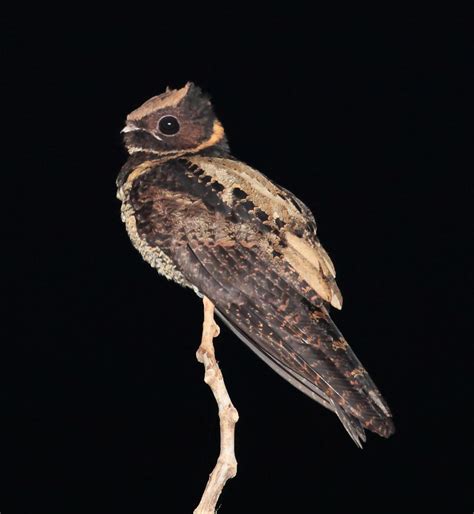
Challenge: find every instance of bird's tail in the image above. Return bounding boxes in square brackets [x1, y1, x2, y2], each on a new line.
[215, 301, 395, 447]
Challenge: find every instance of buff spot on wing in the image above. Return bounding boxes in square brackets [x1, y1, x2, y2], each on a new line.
[332, 340, 349, 351]
[277, 296, 290, 313]
[350, 367, 366, 378]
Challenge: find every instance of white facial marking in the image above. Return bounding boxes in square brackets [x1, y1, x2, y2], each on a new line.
[128, 146, 162, 154]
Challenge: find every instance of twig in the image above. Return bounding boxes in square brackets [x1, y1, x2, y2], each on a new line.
[194, 297, 239, 514]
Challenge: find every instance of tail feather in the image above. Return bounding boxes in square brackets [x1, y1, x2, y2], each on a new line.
[182, 236, 395, 445]
[215, 299, 395, 446]
[217, 309, 366, 447]
[332, 401, 367, 448]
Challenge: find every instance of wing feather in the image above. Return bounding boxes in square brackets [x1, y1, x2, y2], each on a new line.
[215, 309, 367, 447]
[179, 223, 394, 442]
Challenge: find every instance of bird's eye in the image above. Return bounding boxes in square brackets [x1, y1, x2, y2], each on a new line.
[158, 115, 180, 136]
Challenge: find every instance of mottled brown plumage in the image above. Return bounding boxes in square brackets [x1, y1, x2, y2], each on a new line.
[117, 83, 395, 446]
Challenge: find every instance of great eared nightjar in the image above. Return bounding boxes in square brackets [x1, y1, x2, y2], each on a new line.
[116, 83, 395, 446]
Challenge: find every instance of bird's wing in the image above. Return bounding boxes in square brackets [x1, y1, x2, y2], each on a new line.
[186, 156, 343, 310]
[179, 223, 394, 445]
[127, 158, 394, 445]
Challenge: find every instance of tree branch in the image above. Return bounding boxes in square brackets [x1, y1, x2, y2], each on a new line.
[194, 297, 239, 514]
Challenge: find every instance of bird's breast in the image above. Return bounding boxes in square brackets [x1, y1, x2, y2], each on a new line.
[120, 198, 191, 287]
[119, 159, 192, 288]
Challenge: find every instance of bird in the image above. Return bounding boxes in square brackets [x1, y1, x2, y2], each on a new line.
[116, 82, 395, 447]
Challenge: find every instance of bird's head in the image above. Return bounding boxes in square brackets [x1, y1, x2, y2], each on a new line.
[122, 82, 228, 158]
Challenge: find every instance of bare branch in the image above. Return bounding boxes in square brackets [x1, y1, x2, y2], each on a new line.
[194, 297, 239, 514]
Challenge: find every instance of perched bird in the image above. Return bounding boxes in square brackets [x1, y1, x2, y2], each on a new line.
[117, 83, 394, 447]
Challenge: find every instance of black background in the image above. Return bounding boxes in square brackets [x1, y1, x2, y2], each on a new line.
[3, 11, 471, 514]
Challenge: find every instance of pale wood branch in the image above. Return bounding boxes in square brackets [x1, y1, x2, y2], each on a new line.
[194, 297, 239, 514]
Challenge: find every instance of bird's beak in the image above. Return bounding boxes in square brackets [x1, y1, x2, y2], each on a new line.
[121, 123, 140, 134]
[121, 123, 163, 141]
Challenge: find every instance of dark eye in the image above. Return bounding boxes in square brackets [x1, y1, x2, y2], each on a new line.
[158, 115, 180, 136]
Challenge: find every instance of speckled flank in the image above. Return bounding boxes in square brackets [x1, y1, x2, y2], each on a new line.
[119, 159, 192, 288]
[117, 82, 395, 446]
